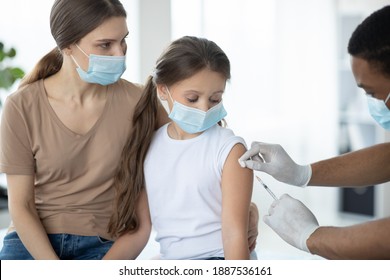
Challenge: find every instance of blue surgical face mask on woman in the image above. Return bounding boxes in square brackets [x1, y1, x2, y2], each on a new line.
[166, 87, 227, 134]
[71, 44, 126, 85]
[367, 92, 390, 130]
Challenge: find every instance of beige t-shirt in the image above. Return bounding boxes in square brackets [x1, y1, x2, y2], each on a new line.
[0, 79, 142, 240]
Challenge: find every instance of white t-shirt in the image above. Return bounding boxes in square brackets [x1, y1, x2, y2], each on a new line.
[144, 123, 246, 259]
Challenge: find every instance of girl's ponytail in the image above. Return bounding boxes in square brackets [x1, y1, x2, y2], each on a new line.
[108, 76, 159, 237]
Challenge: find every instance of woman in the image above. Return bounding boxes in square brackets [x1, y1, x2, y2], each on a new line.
[0, 0, 164, 260]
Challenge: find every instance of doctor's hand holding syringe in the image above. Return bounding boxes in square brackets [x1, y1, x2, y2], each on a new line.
[241, 151, 320, 256]
[255, 174, 320, 254]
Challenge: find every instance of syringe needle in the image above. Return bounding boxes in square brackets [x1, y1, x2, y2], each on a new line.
[256, 175, 278, 201]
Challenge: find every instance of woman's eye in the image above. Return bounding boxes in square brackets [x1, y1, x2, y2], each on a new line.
[100, 42, 111, 49]
[210, 99, 221, 104]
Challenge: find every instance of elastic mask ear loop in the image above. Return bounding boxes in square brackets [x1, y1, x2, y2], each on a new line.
[165, 87, 176, 115]
[70, 55, 82, 68]
[158, 86, 174, 115]
[385, 92, 390, 105]
[70, 44, 89, 69]
[165, 86, 174, 103]
[75, 44, 89, 58]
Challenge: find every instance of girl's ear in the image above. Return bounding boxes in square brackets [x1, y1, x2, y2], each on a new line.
[156, 84, 168, 100]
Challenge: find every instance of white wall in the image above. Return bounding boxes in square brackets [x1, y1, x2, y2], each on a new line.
[138, 0, 172, 83]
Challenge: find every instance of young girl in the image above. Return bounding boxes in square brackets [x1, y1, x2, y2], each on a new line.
[107, 36, 253, 260]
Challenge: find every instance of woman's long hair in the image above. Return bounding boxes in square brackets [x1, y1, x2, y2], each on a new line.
[108, 36, 231, 237]
[19, 0, 126, 87]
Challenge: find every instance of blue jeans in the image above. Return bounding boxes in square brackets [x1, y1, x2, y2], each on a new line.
[0, 231, 114, 260]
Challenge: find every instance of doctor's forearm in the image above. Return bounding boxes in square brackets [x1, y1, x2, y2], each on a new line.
[307, 218, 390, 259]
[309, 143, 390, 187]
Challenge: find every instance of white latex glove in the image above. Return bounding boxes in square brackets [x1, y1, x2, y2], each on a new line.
[238, 142, 312, 187]
[263, 194, 319, 253]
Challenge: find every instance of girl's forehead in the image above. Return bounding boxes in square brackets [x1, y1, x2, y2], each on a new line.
[173, 69, 226, 88]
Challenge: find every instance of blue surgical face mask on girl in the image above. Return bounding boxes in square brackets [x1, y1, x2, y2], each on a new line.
[367, 92, 390, 130]
[70, 44, 126, 86]
[166, 87, 227, 134]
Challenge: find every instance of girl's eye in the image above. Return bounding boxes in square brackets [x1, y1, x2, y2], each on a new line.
[187, 98, 198, 103]
[210, 99, 221, 104]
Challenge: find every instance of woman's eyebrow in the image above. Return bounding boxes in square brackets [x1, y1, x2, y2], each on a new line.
[96, 32, 129, 42]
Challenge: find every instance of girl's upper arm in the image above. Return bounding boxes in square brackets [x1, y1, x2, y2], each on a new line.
[221, 143, 253, 253]
[222, 143, 254, 216]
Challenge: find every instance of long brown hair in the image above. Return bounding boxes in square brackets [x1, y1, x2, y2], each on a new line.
[19, 0, 126, 87]
[108, 36, 231, 237]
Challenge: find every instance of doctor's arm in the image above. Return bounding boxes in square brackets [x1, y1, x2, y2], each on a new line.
[240, 142, 390, 187]
[103, 190, 151, 260]
[221, 143, 253, 260]
[309, 142, 390, 187]
[307, 218, 390, 259]
[7, 175, 59, 259]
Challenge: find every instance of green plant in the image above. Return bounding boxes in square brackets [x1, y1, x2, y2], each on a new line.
[0, 41, 25, 90]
